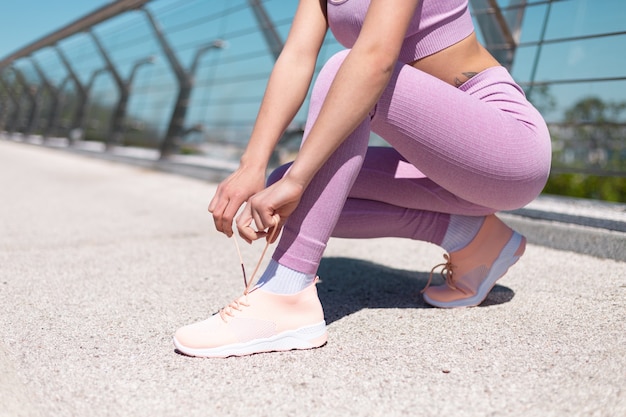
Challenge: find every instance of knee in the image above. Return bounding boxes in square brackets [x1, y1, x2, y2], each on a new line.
[311, 50, 351, 102]
[324, 49, 350, 69]
[266, 162, 293, 186]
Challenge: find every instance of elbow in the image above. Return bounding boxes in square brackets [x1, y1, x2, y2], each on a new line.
[364, 51, 398, 86]
[352, 43, 399, 78]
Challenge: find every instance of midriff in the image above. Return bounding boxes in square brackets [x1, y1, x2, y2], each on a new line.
[409, 32, 501, 87]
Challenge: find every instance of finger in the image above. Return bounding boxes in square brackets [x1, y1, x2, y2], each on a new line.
[271, 213, 281, 228]
[252, 206, 281, 233]
[221, 200, 237, 237]
[210, 197, 230, 235]
[266, 225, 282, 243]
[211, 202, 227, 234]
[251, 210, 267, 234]
[208, 184, 224, 213]
[208, 194, 217, 213]
[266, 214, 282, 243]
[238, 225, 260, 243]
[235, 205, 254, 243]
[236, 210, 267, 243]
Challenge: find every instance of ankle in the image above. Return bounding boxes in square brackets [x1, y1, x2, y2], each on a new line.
[256, 260, 316, 295]
[450, 215, 513, 265]
[440, 215, 485, 253]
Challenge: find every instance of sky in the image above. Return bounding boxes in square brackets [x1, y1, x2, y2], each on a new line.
[0, 1, 112, 59]
[1, 0, 623, 125]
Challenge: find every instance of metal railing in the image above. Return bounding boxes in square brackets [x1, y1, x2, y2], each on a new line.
[0, 0, 624, 188]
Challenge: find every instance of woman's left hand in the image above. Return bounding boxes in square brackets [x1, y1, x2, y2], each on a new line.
[236, 176, 305, 244]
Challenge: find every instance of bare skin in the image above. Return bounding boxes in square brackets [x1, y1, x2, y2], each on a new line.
[410, 32, 501, 88]
[208, 0, 502, 243]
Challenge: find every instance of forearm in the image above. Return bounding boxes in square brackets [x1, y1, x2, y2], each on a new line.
[240, 53, 317, 171]
[279, 0, 419, 189]
[285, 49, 393, 188]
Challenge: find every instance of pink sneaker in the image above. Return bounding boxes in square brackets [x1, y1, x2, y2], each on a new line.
[174, 282, 327, 358]
[422, 214, 526, 308]
[175, 217, 327, 358]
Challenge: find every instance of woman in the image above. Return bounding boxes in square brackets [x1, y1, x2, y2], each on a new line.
[174, 0, 551, 358]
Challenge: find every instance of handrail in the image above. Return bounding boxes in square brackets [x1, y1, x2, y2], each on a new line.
[0, 0, 151, 67]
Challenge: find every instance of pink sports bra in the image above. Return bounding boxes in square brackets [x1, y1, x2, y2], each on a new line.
[327, 0, 475, 63]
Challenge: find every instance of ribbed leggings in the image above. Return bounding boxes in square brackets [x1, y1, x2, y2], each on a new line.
[269, 50, 552, 275]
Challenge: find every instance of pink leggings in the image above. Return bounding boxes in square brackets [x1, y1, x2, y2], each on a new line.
[269, 50, 552, 274]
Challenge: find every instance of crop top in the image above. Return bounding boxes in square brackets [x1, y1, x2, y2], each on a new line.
[327, 0, 475, 63]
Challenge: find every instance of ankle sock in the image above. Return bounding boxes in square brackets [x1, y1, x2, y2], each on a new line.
[440, 215, 485, 253]
[255, 259, 316, 295]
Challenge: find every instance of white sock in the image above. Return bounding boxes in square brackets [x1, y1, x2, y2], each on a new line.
[255, 259, 316, 295]
[440, 215, 485, 253]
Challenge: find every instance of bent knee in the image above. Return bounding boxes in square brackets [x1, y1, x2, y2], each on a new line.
[311, 50, 351, 100]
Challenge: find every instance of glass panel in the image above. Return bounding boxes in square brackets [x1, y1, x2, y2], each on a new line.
[545, 0, 626, 40]
[531, 34, 626, 82]
[518, 3, 549, 44]
[2, 0, 624, 183]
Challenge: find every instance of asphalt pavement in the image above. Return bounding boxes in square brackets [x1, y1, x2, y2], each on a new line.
[1, 139, 624, 417]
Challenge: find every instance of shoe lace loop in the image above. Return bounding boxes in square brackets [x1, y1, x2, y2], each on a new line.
[421, 253, 456, 293]
[219, 297, 250, 321]
[217, 216, 280, 322]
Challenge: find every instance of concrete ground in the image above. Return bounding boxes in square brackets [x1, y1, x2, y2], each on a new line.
[0, 139, 624, 417]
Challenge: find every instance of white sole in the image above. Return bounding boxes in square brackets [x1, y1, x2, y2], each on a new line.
[423, 232, 525, 308]
[173, 321, 328, 358]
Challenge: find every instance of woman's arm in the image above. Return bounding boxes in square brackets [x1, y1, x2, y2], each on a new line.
[209, 0, 328, 236]
[238, 0, 421, 239]
[285, 0, 421, 189]
[239, 0, 329, 171]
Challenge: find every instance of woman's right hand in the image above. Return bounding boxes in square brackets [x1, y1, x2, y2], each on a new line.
[208, 165, 266, 237]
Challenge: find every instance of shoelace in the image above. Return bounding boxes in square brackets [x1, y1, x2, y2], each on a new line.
[218, 216, 280, 322]
[421, 253, 457, 293]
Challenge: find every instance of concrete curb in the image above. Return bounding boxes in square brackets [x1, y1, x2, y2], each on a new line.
[500, 213, 626, 262]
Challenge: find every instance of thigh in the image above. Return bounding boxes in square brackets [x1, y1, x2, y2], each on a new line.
[370, 65, 552, 211]
[348, 147, 496, 215]
[269, 148, 495, 216]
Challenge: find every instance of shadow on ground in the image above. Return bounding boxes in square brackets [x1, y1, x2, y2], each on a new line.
[317, 257, 515, 324]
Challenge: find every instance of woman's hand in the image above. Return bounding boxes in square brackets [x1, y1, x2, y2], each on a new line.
[236, 176, 305, 244]
[208, 165, 266, 237]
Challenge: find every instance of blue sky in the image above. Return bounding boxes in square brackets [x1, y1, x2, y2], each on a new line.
[0, 1, 112, 59]
[2, 0, 624, 125]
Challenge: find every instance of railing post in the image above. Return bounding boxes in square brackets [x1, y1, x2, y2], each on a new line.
[89, 30, 155, 148]
[142, 7, 224, 159]
[46, 75, 71, 138]
[74, 68, 108, 142]
[0, 88, 6, 132]
[526, 0, 553, 98]
[30, 59, 58, 138]
[247, 0, 283, 60]
[56, 45, 111, 143]
[468, 0, 527, 69]
[0, 72, 17, 132]
[55, 46, 88, 143]
[88, 30, 126, 148]
[10, 67, 39, 136]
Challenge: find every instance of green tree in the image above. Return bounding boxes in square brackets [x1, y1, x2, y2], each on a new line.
[543, 96, 626, 202]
